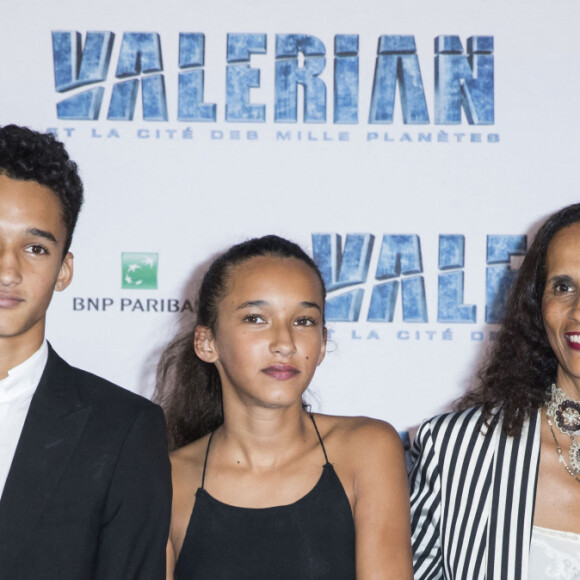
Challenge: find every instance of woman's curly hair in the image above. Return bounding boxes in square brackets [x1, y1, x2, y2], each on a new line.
[457, 203, 580, 436]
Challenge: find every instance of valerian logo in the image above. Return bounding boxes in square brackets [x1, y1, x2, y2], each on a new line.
[312, 233, 526, 324]
[52, 32, 494, 125]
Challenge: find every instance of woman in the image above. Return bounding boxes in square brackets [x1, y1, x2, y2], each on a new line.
[156, 235, 412, 579]
[410, 204, 580, 578]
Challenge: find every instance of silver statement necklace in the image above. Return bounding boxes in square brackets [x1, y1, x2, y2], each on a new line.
[546, 383, 580, 483]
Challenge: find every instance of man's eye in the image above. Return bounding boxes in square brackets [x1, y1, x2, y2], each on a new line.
[26, 245, 48, 255]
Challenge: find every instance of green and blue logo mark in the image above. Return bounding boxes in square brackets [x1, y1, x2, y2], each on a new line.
[122, 253, 159, 289]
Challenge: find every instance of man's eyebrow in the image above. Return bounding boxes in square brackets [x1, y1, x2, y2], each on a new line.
[27, 228, 58, 243]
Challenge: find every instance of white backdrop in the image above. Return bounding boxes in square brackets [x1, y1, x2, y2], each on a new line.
[1, 0, 579, 433]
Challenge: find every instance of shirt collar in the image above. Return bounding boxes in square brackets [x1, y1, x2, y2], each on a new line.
[0, 341, 48, 403]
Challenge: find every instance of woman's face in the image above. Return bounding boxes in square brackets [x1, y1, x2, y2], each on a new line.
[196, 256, 327, 410]
[542, 222, 580, 393]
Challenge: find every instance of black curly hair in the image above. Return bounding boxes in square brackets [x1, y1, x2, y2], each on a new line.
[457, 203, 580, 436]
[0, 125, 84, 255]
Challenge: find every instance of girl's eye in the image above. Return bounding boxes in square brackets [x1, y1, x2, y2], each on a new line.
[26, 245, 48, 255]
[295, 317, 315, 327]
[243, 314, 265, 324]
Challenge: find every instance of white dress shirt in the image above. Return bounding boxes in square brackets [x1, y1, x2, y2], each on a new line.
[0, 341, 48, 499]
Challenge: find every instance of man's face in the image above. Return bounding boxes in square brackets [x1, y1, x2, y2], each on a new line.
[0, 174, 73, 354]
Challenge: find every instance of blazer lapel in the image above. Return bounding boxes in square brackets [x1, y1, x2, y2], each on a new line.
[486, 410, 541, 580]
[0, 347, 92, 572]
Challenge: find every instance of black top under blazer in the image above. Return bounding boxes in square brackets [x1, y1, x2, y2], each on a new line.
[0, 345, 172, 580]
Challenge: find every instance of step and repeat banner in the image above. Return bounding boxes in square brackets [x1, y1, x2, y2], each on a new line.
[2, 0, 579, 434]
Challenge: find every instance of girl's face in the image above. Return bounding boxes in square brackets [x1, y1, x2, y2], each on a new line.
[195, 255, 326, 410]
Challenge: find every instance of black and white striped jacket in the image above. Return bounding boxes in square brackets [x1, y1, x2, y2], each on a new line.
[409, 407, 541, 579]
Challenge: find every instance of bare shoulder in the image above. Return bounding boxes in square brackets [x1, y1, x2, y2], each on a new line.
[170, 435, 209, 467]
[312, 415, 412, 577]
[170, 434, 210, 490]
[168, 435, 211, 557]
[313, 413, 404, 459]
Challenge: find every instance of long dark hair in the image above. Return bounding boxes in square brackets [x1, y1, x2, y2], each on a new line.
[457, 203, 580, 436]
[154, 235, 326, 450]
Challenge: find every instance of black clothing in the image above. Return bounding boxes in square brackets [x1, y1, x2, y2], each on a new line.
[0, 345, 172, 580]
[175, 415, 356, 579]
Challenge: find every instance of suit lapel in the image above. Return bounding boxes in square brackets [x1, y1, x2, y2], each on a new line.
[486, 410, 541, 579]
[0, 346, 92, 572]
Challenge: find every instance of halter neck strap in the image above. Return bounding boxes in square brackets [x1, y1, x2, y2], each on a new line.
[309, 413, 329, 464]
[201, 430, 216, 490]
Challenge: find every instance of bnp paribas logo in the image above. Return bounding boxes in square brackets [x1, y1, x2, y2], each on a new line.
[121, 253, 159, 289]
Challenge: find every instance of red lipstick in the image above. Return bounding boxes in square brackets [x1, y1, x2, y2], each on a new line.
[565, 332, 580, 351]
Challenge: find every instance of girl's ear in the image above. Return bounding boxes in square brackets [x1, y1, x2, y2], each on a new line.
[194, 326, 218, 363]
[317, 327, 327, 366]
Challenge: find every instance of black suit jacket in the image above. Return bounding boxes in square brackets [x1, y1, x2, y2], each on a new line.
[0, 345, 172, 579]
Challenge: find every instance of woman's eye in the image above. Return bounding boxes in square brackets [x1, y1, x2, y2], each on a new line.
[554, 281, 573, 294]
[295, 317, 315, 327]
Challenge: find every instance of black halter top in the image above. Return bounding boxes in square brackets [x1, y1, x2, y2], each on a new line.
[174, 415, 356, 579]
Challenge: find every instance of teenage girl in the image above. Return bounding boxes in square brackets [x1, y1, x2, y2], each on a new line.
[156, 235, 413, 579]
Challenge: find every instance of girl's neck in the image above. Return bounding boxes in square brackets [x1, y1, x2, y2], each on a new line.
[215, 406, 314, 469]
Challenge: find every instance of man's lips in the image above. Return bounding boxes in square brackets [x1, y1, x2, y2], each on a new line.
[565, 333, 580, 351]
[0, 294, 23, 308]
[261, 365, 300, 380]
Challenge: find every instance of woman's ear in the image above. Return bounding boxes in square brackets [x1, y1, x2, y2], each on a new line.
[194, 326, 218, 363]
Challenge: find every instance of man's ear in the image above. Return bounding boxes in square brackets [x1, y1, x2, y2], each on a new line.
[55, 252, 74, 292]
[194, 326, 218, 363]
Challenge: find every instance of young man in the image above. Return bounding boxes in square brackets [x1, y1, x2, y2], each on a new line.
[0, 125, 172, 579]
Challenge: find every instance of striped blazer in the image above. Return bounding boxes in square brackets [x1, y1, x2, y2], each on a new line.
[409, 407, 541, 579]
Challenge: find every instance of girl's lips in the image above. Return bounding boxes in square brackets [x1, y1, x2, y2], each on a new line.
[565, 333, 580, 351]
[262, 365, 300, 381]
